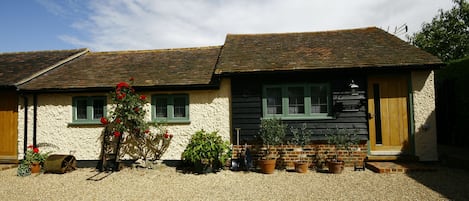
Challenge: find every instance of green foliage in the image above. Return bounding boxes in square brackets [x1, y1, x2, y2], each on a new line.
[325, 127, 359, 160]
[22, 144, 53, 165]
[409, 0, 469, 61]
[101, 78, 172, 160]
[17, 163, 31, 177]
[290, 123, 312, 147]
[258, 118, 286, 147]
[182, 130, 230, 170]
[436, 56, 469, 144]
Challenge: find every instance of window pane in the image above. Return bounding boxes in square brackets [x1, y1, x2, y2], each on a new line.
[288, 87, 304, 114]
[173, 97, 186, 117]
[266, 88, 282, 114]
[156, 98, 168, 117]
[311, 85, 328, 113]
[76, 99, 87, 119]
[93, 99, 105, 119]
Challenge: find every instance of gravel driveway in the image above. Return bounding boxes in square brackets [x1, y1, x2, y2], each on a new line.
[1, 165, 468, 201]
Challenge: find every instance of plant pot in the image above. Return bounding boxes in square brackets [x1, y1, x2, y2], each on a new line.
[294, 161, 309, 173]
[328, 160, 344, 174]
[30, 162, 41, 174]
[258, 159, 276, 174]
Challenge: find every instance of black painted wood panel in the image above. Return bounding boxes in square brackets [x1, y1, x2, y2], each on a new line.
[230, 72, 369, 144]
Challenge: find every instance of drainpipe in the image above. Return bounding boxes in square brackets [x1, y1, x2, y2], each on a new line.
[20, 94, 28, 159]
[33, 93, 37, 147]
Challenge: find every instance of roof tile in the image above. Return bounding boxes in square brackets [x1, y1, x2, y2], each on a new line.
[216, 27, 443, 74]
[18, 46, 221, 90]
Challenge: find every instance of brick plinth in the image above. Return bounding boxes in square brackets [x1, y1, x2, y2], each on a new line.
[232, 143, 367, 169]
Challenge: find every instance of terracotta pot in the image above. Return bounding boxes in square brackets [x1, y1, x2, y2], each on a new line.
[328, 160, 344, 174]
[294, 162, 309, 173]
[30, 162, 41, 174]
[259, 159, 276, 174]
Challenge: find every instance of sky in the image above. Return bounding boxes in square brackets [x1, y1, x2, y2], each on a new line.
[0, 0, 455, 52]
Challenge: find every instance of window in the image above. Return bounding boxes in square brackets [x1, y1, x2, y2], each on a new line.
[263, 84, 331, 119]
[152, 94, 189, 123]
[72, 96, 107, 124]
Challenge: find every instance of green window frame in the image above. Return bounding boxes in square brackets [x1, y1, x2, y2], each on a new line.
[262, 83, 332, 119]
[72, 96, 107, 124]
[151, 94, 189, 123]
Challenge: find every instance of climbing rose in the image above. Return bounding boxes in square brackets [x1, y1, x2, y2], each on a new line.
[117, 93, 126, 100]
[140, 95, 146, 100]
[33, 147, 39, 153]
[115, 118, 121, 124]
[114, 131, 121, 137]
[116, 82, 130, 90]
[144, 130, 150, 134]
[27, 145, 34, 148]
[100, 117, 108, 125]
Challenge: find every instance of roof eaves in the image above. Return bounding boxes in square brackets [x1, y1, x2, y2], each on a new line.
[15, 48, 90, 87]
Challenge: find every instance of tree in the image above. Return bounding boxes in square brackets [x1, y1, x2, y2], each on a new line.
[409, 0, 469, 62]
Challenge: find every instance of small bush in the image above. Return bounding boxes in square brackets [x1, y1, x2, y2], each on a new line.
[182, 130, 229, 173]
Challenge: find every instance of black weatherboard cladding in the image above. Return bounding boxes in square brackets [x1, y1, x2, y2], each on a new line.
[231, 71, 368, 144]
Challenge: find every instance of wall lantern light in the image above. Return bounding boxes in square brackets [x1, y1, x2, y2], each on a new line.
[349, 80, 359, 95]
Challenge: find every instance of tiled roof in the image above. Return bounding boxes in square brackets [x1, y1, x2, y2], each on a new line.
[18, 46, 221, 90]
[215, 27, 443, 74]
[0, 49, 88, 86]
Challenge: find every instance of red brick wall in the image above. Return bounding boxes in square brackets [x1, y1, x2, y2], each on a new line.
[232, 143, 367, 169]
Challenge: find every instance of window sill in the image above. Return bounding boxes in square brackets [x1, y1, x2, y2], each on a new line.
[153, 119, 191, 124]
[68, 122, 102, 126]
[262, 116, 335, 120]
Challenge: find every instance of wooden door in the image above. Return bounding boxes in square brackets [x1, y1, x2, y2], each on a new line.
[0, 90, 18, 163]
[368, 75, 409, 153]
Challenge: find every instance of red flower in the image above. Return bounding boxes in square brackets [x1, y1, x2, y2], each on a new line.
[100, 117, 108, 125]
[164, 130, 171, 139]
[115, 118, 121, 124]
[117, 93, 126, 100]
[144, 130, 150, 134]
[116, 82, 130, 90]
[114, 131, 121, 137]
[33, 147, 39, 153]
[133, 107, 140, 112]
[139, 95, 146, 100]
[27, 145, 34, 149]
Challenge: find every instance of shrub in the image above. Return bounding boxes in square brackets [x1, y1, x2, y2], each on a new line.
[182, 130, 229, 173]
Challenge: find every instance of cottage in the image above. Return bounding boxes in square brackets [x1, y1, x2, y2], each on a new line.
[0, 27, 442, 165]
[217, 27, 442, 163]
[0, 49, 88, 163]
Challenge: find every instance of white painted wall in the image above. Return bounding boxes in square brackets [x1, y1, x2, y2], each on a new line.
[411, 70, 438, 161]
[17, 78, 232, 160]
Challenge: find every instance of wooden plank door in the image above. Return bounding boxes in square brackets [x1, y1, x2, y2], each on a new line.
[0, 90, 18, 163]
[368, 75, 409, 153]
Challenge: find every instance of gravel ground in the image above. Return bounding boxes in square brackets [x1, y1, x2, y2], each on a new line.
[1, 165, 468, 201]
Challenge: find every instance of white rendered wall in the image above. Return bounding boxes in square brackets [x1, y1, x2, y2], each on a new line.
[17, 78, 232, 160]
[411, 70, 438, 161]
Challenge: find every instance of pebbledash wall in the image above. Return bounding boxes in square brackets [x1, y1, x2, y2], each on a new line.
[411, 70, 438, 161]
[17, 78, 232, 161]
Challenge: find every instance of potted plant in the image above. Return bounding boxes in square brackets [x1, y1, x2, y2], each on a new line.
[181, 130, 229, 174]
[325, 127, 359, 174]
[290, 123, 311, 173]
[17, 144, 53, 176]
[257, 118, 286, 174]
